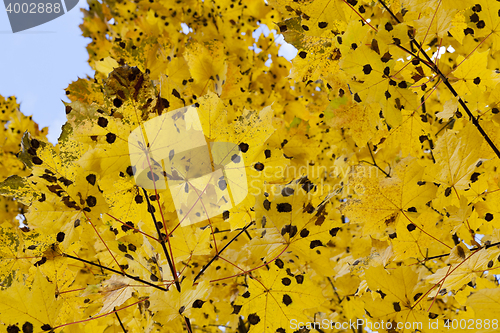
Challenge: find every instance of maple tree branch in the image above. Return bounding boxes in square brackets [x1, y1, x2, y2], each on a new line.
[114, 307, 127, 333]
[366, 143, 390, 177]
[193, 221, 255, 283]
[62, 252, 168, 292]
[327, 277, 343, 304]
[142, 187, 182, 292]
[378, 0, 500, 160]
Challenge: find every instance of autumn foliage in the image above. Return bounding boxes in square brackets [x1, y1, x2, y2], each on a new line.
[2, 0, 500, 332]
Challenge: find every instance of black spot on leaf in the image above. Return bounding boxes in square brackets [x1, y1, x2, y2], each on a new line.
[113, 98, 123, 108]
[40, 324, 52, 331]
[362, 64, 372, 74]
[232, 304, 242, 314]
[242, 291, 251, 298]
[106, 133, 117, 143]
[407, 224, 416, 231]
[34, 257, 47, 266]
[239, 142, 249, 152]
[275, 258, 284, 268]
[22, 322, 33, 333]
[277, 203, 292, 212]
[248, 313, 260, 325]
[393, 302, 401, 312]
[32, 156, 43, 165]
[471, 172, 480, 182]
[97, 117, 108, 127]
[7, 325, 20, 333]
[193, 299, 205, 308]
[281, 187, 294, 197]
[318, 22, 328, 28]
[298, 51, 307, 59]
[310, 240, 322, 249]
[282, 294, 292, 306]
[376, 290, 386, 299]
[223, 210, 230, 220]
[135, 194, 143, 204]
[126, 166, 135, 176]
[485, 213, 493, 221]
[30, 139, 40, 149]
[56, 232, 65, 242]
[464, 27, 474, 35]
[282, 277, 291, 286]
[330, 227, 340, 237]
[86, 196, 97, 207]
[300, 229, 309, 237]
[254, 162, 264, 171]
[263, 199, 271, 210]
[86, 174, 96, 185]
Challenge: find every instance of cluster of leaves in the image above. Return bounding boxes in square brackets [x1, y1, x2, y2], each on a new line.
[2, 0, 500, 332]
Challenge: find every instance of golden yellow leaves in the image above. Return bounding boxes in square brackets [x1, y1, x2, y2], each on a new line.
[467, 288, 500, 320]
[341, 157, 437, 236]
[428, 123, 484, 191]
[235, 264, 323, 333]
[150, 280, 209, 325]
[0, 269, 63, 332]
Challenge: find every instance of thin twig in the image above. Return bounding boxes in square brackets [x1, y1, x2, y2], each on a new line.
[142, 187, 181, 292]
[114, 307, 127, 333]
[194, 221, 255, 283]
[62, 253, 168, 291]
[367, 143, 390, 177]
